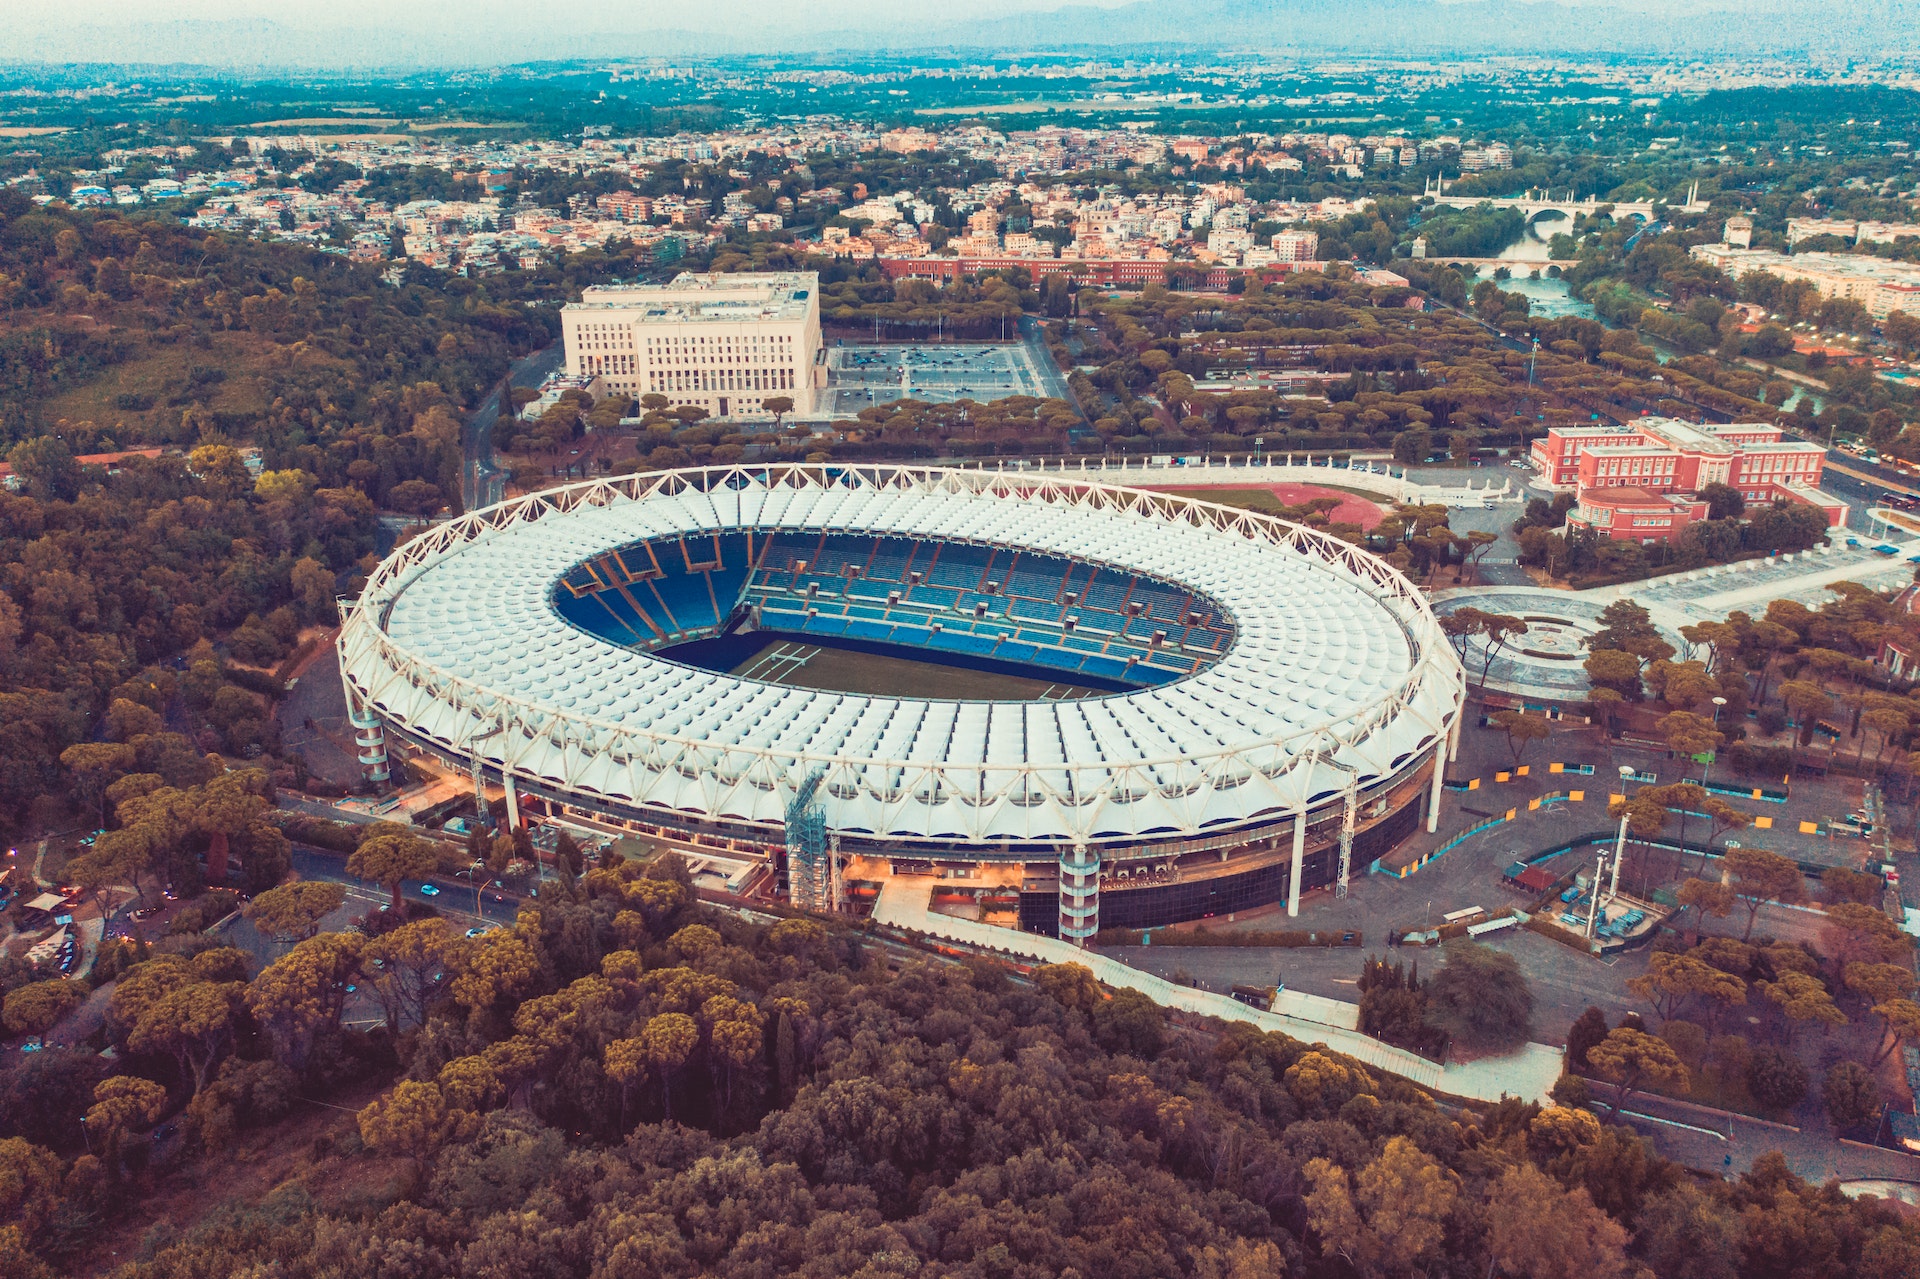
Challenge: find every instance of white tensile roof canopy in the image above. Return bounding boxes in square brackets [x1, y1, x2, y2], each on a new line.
[340, 466, 1460, 850]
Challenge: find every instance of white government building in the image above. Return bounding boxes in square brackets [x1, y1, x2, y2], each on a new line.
[561, 271, 823, 418]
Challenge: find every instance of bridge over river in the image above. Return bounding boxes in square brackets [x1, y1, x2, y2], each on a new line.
[1421, 178, 1709, 224]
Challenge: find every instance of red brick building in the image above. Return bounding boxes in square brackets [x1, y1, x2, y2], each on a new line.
[1563, 487, 1711, 544]
[1531, 416, 1845, 541]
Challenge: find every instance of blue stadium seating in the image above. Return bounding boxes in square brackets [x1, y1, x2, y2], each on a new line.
[559, 529, 1235, 688]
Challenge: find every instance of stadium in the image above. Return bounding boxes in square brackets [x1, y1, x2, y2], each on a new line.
[337, 465, 1465, 939]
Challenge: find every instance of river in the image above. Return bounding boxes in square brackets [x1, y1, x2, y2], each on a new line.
[1453, 211, 1597, 320]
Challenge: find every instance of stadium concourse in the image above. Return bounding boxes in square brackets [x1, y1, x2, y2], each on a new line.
[338, 464, 1466, 941]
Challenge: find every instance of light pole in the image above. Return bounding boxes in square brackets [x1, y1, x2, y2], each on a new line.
[1611, 763, 1634, 903]
[1702, 696, 1728, 792]
[1585, 847, 1609, 939]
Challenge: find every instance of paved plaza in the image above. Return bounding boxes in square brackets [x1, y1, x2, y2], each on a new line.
[1432, 587, 1690, 699]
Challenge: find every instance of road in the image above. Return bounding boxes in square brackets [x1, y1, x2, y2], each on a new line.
[1614, 1090, 1920, 1186]
[291, 845, 525, 928]
[465, 343, 567, 509]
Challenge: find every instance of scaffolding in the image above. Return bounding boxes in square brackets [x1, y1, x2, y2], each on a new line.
[785, 769, 831, 912]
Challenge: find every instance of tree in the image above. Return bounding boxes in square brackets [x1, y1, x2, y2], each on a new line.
[347, 827, 442, 910]
[1699, 482, 1745, 522]
[1723, 846, 1806, 941]
[1587, 1026, 1689, 1116]
[61, 741, 136, 825]
[1628, 951, 1746, 1027]
[241, 881, 346, 943]
[1424, 940, 1533, 1050]
[1674, 878, 1735, 945]
[127, 979, 248, 1097]
[358, 1080, 455, 1178]
[364, 917, 467, 1035]
[1566, 1006, 1610, 1071]
[2, 979, 86, 1040]
[1821, 866, 1884, 907]
[639, 1012, 699, 1120]
[1391, 426, 1433, 464]
[245, 932, 366, 1070]
[1035, 962, 1104, 1013]
[1472, 615, 1529, 691]
[1758, 971, 1846, 1042]
[762, 395, 794, 429]
[1821, 901, 1915, 965]
[1485, 1162, 1634, 1279]
[1822, 1060, 1882, 1132]
[1587, 600, 1674, 667]
[0, 1136, 64, 1235]
[1489, 709, 1552, 766]
[1584, 648, 1644, 701]
[1745, 1043, 1809, 1112]
[451, 927, 543, 1016]
[85, 1075, 167, 1170]
[1843, 961, 1917, 1008]
[1304, 1136, 1457, 1278]
[1864, 997, 1920, 1066]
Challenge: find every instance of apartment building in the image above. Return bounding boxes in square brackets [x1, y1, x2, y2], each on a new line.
[1689, 244, 1920, 319]
[561, 272, 822, 418]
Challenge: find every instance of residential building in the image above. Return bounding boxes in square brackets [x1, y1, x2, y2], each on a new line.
[561, 271, 822, 418]
[1722, 215, 1753, 248]
[1272, 228, 1320, 261]
[1689, 244, 1920, 319]
[1785, 217, 1859, 245]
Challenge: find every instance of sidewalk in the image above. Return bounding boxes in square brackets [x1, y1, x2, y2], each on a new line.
[871, 879, 1562, 1104]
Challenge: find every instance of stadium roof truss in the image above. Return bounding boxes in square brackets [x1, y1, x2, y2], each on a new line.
[339, 464, 1465, 850]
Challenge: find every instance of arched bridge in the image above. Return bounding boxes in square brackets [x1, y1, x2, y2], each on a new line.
[1421, 178, 1709, 224]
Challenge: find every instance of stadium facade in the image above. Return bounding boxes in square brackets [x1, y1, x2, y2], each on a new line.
[338, 465, 1465, 939]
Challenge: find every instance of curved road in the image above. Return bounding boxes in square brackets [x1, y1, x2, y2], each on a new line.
[465, 344, 567, 509]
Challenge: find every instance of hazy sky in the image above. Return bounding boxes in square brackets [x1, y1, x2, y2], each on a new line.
[9, 0, 1144, 33]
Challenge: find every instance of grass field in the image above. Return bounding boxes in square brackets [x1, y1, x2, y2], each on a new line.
[1157, 483, 1385, 528]
[731, 639, 1103, 701]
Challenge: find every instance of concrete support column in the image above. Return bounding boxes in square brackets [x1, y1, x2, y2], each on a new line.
[1426, 748, 1446, 834]
[1448, 699, 1464, 762]
[347, 689, 390, 787]
[503, 772, 521, 831]
[1058, 843, 1100, 944]
[1286, 807, 1307, 917]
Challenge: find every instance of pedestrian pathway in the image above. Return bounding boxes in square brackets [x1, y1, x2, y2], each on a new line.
[871, 880, 1563, 1104]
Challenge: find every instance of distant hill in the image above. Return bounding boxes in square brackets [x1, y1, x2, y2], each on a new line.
[0, 1, 1914, 67]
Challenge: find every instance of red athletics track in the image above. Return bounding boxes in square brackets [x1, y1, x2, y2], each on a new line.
[1149, 482, 1386, 530]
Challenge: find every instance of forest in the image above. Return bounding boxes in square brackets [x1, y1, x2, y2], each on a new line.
[3, 852, 1918, 1279]
[0, 190, 578, 844]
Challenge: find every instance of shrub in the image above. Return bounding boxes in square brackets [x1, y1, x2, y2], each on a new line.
[1746, 1043, 1809, 1112]
[1822, 1061, 1881, 1132]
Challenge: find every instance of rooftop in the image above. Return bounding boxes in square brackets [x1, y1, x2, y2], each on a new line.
[568, 270, 818, 324]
